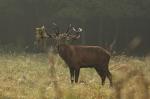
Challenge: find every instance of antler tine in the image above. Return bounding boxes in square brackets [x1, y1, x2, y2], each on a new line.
[52, 22, 60, 35]
[78, 27, 83, 32]
[72, 27, 83, 33]
[69, 26, 82, 40]
[72, 27, 82, 35]
[52, 22, 57, 26]
[66, 24, 72, 34]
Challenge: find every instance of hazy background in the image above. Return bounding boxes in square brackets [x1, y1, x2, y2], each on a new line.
[0, 0, 150, 55]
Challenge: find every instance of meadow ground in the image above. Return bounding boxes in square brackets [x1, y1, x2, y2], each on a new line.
[0, 52, 149, 99]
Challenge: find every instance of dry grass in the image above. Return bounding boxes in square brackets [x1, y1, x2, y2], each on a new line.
[0, 52, 149, 99]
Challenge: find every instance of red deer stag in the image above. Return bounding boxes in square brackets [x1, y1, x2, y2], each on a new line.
[42, 24, 112, 86]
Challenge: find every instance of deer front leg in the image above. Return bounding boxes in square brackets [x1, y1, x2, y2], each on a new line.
[75, 68, 80, 83]
[69, 67, 75, 83]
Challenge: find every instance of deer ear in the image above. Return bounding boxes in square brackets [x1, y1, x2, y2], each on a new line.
[76, 34, 80, 39]
[72, 34, 80, 40]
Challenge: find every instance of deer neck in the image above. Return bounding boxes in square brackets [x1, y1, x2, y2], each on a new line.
[57, 43, 66, 52]
[57, 44, 69, 58]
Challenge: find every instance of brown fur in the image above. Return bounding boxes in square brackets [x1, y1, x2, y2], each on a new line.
[58, 44, 112, 86]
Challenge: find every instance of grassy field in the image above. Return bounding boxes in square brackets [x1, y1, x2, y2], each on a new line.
[0, 52, 149, 99]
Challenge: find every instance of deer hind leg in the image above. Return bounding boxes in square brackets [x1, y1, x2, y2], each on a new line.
[95, 67, 107, 86]
[106, 69, 113, 87]
[75, 69, 80, 83]
[69, 67, 75, 83]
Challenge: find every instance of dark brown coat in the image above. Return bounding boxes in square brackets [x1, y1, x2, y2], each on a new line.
[58, 44, 112, 86]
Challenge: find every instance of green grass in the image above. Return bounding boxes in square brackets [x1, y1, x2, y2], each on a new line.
[0, 52, 149, 99]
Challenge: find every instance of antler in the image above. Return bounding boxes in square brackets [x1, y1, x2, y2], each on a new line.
[44, 23, 82, 41]
[46, 23, 65, 40]
[66, 26, 82, 40]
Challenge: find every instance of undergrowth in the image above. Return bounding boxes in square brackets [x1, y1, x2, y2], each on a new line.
[0, 52, 149, 99]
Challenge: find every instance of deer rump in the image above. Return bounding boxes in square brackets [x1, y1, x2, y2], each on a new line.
[58, 44, 112, 86]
